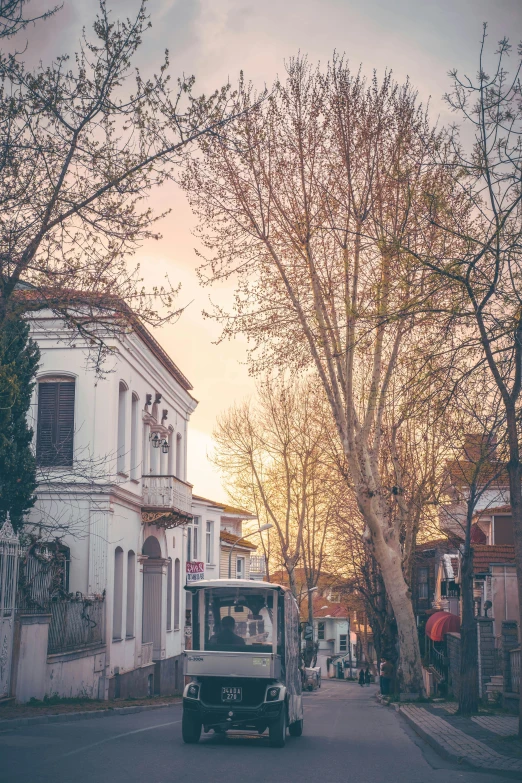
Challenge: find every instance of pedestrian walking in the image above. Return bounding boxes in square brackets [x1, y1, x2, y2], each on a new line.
[364, 666, 371, 686]
[379, 658, 393, 695]
[358, 668, 365, 687]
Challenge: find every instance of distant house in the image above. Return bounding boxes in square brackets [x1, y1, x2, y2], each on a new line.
[437, 436, 519, 641]
[191, 496, 263, 580]
[309, 597, 352, 678]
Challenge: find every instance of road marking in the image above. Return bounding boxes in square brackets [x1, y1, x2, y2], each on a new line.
[57, 719, 182, 759]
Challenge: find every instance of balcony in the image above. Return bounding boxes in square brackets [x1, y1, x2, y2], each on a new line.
[249, 555, 267, 581]
[142, 475, 193, 528]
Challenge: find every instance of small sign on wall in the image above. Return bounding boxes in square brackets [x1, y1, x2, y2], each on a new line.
[186, 561, 204, 583]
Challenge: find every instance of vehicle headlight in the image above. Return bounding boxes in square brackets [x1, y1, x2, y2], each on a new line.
[266, 687, 280, 702]
[187, 683, 199, 699]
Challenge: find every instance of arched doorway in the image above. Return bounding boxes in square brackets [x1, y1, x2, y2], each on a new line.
[142, 536, 165, 660]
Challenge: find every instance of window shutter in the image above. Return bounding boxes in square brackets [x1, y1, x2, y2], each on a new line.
[36, 383, 58, 466]
[57, 383, 75, 465]
[36, 381, 75, 466]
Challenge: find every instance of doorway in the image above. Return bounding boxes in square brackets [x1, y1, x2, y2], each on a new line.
[142, 536, 163, 660]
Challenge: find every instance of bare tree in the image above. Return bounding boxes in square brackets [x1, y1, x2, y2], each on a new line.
[401, 27, 522, 728]
[0, 0, 243, 352]
[0, 0, 60, 39]
[183, 57, 447, 693]
[212, 376, 337, 599]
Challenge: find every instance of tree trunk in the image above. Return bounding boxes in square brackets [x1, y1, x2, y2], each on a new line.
[372, 532, 424, 694]
[303, 591, 315, 667]
[459, 545, 479, 714]
[505, 408, 522, 737]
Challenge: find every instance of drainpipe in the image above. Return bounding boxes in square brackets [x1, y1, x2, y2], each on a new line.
[504, 566, 508, 622]
[477, 620, 482, 699]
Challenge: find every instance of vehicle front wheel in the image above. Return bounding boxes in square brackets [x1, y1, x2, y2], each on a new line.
[182, 711, 202, 744]
[288, 719, 303, 737]
[268, 705, 286, 748]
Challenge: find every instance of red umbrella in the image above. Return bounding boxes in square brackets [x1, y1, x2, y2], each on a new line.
[425, 610, 460, 641]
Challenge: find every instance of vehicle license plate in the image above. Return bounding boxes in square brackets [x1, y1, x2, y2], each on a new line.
[221, 686, 242, 703]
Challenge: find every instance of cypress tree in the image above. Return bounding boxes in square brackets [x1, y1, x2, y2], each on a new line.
[0, 316, 40, 531]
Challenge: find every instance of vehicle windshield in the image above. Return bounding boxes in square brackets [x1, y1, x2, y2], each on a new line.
[203, 587, 278, 653]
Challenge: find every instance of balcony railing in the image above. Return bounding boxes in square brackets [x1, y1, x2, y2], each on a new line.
[142, 475, 192, 515]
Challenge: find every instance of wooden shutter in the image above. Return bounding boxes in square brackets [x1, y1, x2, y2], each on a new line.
[36, 383, 58, 466]
[56, 383, 75, 465]
[36, 381, 75, 466]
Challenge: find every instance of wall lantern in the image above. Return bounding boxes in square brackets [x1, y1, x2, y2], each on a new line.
[150, 431, 169, 452]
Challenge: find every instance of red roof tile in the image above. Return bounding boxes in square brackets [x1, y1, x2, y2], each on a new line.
[473, 545, 515, 574]
[307, 597, 348, 619]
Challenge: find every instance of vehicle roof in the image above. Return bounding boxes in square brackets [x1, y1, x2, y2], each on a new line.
[184, 579, 285, 591]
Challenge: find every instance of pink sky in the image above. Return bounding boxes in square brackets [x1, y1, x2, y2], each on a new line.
[22, 0, 522, 501]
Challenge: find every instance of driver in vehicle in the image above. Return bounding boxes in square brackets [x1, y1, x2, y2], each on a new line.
[209, 615, 246, 648]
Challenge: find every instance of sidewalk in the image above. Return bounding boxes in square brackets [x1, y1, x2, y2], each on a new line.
[0, 694, 181, 730]
[398, 703, 522, 778]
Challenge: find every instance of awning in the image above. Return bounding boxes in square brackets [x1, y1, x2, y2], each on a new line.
[425, 610, 460, 641]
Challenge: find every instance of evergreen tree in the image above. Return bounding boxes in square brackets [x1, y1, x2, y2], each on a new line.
[0, 317, 40, 531]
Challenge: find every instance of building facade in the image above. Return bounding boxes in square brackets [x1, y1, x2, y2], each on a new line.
[12, 310, 223, 702]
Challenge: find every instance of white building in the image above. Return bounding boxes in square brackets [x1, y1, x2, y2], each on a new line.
[12, 310, 221, 702]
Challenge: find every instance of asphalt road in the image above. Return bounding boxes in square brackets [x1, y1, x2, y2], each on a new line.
[0, 681, 508, 783]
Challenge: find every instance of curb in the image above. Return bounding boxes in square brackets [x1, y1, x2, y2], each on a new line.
[0, 699, 182, 730]
[398, 706, 522, 780]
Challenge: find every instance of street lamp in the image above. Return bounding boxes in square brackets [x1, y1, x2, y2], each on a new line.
[228, 523, 273, 579]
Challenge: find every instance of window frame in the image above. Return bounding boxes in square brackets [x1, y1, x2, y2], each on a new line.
[166, 558, 173, 631]
[236, 556, 245, 579]
[418, 566, 429, 600]
[36, 377, 76, 467]
[117, 381, 129, 475]
[317, 621, 325, 640]
[339, 634, 347, 652]
[492, 515, 514, 546]
[205, 520, 213, 565]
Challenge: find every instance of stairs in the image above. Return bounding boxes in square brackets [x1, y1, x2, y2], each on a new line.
[485, 675, 503, 702]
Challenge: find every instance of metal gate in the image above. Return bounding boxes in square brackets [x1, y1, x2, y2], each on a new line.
[0, 514, 19, 698]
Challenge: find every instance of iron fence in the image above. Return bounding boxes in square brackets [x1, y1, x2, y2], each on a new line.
[17, 542, 68, 613]
[48, 596, 104, 654]
[429, 641, 448, 681]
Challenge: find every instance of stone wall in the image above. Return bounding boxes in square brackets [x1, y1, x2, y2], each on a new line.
[446, 632, 461, 698]
[501, 621, 519, 692]
[476, 617, 496, 697]
[445, 619, 497, 701]
[108, 663, 155, 700]
[155, 654, 183, 696]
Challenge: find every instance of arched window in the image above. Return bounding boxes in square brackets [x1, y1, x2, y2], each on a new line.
[117, 382, 128, 474]
[142, 536, 162, 558]
[130, 393, 139, 479]
[174, 558, 181, 630]
[166, 558, 172, 630]
[113, 547, 124, 640]
[126, 550, 135, 638]
[175, 433, 182, 479]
